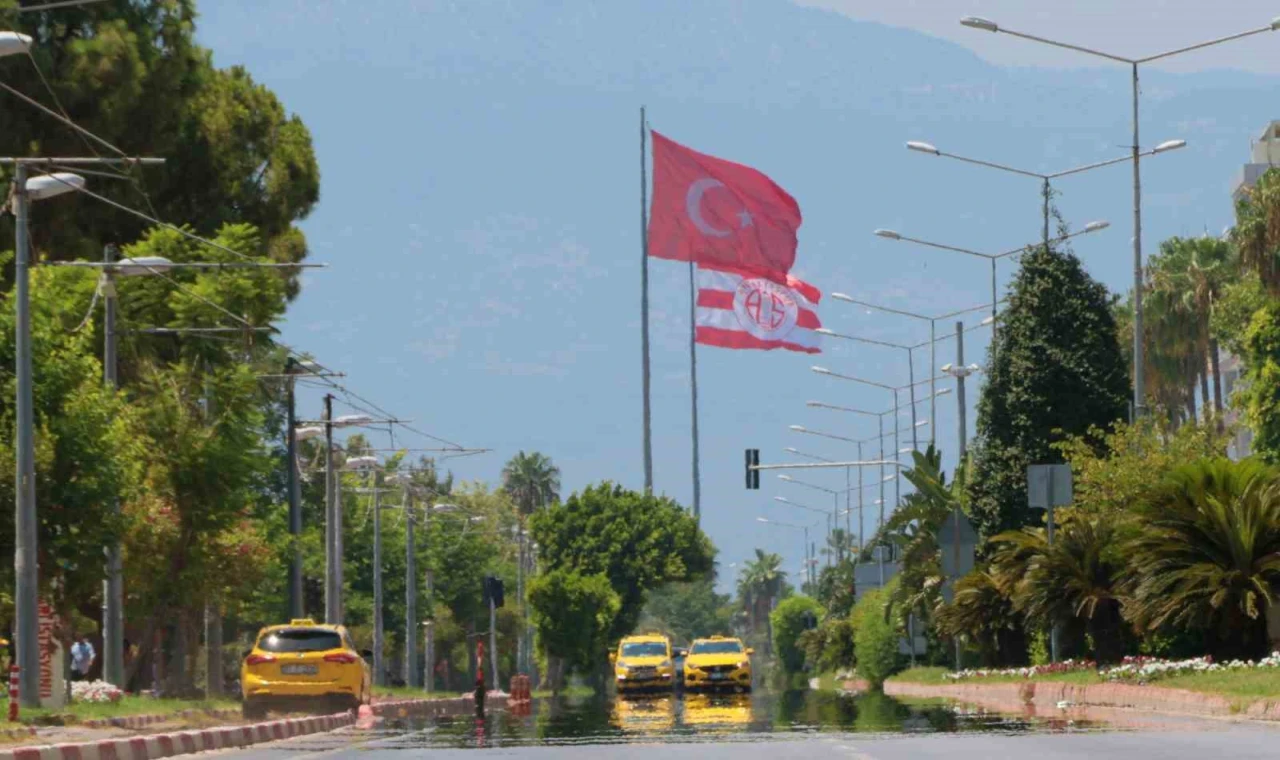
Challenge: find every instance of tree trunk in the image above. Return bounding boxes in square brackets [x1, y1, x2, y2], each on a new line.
[1210, 338, 1224, 432]
[1198, 361, 1211, 423]
[204, 603, 222, 698]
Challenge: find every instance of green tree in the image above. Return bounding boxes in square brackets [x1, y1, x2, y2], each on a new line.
[1231, 167, 1280, 295]
[529, 482, 714, 648]
[737, 549, 785, 644]
[0, 0, 319, 275]
[637, 576, 732, 644]
[1124, 458, 1280, 661]
[1056, 419, 1227, 517]
[501, 451, 560, 515]
[968, 241, 1130, 538]
[853, 584, 898, 689]
[770, 595, 823, 674]
[527, 570, 619, 693]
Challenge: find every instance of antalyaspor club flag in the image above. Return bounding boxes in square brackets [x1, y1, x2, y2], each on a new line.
[648, 130, 802, 275]
[695, 264, 822, 354]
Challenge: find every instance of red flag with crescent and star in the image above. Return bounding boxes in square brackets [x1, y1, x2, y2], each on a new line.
[647, 130, 802, 274]
[647, 130, 820, 354]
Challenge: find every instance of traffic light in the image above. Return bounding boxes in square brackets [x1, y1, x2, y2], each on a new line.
[745, 449, 760, 489]
[483, 576, 505, 608]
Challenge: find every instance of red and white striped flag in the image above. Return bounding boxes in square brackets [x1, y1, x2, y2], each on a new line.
[695, 264, 822, 354]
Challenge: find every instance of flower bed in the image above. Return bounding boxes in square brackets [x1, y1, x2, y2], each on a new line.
[1101, 653, 1280, 683]
[71, 680, 124, 704]
[940, 652, 1280, 684]
[943, 659, 1096, 681]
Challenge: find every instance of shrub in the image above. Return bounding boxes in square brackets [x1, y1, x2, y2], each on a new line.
[770, 595, 824, 674]
[853, 586, 898, 689]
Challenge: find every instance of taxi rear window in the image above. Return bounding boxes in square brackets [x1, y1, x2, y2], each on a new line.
[258, 629, 342, 653]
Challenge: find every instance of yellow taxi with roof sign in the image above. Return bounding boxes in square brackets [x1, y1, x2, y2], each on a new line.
[240, 619, 371, 718]
[682, 635, 753, 692]
[611, 632, 675, 694]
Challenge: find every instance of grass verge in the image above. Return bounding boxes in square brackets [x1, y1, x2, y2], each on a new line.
[20, 696, 240, 726]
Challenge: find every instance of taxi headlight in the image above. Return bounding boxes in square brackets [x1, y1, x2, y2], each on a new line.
[737, 661, 751, 669]
[658, 659, 672, 668]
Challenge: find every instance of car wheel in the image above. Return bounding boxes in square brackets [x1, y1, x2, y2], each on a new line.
[242, 699, 267, 721]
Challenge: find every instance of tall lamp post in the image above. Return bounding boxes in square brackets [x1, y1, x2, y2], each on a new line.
[872, 222, 1109, 346]
[959, 12, 1280, 417]
[11, 169, 85, 706]
[905, 141, 1180, 248]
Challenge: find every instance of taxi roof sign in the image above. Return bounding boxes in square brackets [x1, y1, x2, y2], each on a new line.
[289, 618, 317, 626]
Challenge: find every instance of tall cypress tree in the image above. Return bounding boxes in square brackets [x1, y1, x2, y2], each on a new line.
[967, 240, 1130, 538]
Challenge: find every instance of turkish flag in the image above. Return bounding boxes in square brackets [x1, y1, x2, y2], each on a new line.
[695, 263, 822, 354]
[648, 131, 801, 275]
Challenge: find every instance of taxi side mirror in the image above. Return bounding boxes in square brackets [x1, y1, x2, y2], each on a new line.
[608, 653, 617, 664]
[746, 648, 755, 655]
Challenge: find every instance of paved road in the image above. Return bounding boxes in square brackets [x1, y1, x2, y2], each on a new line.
[206, 720, 1280, 759]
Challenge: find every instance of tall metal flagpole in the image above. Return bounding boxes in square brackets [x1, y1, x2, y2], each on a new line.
[688, 260, 702, 522]
[102, 244, 124, 688]
[640, 106, 654, 494]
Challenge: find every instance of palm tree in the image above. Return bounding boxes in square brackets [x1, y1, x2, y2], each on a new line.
[1124, 457, 1280, 661]
[738, 549, 785, 651]
[991, 514, 1127, 664]
[1231, 167, 1280, 295]
[501, 451, 560, 515]
[935, 569, 1027, 668]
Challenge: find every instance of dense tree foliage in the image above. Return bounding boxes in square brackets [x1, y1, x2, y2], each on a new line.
[528, 482, 714, 679]
[770, 595, 822, 674]
[967, 243, 1130, 538]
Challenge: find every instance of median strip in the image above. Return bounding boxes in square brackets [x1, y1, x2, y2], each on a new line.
[0, 711, 355, 760]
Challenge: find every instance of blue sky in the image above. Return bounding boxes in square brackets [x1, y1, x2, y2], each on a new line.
[194, 1, 1280, 587]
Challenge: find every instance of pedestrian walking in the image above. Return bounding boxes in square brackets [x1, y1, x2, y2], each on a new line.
[70, 635, 95, 682]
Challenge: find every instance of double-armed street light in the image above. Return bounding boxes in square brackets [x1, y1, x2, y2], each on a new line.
[959, 12, 1280, 419]
[872, 221, 1109, 345]
[905, 137, 1182, 248]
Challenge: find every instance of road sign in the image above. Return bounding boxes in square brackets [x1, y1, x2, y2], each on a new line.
[939, 511, 977, 603]
[1027, 464, 1072, 508]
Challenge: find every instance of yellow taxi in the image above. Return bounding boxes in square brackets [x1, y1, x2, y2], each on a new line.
[611, 632, 675, 694]
[683, 635, 753, 693]
[240, 619, 371, 718]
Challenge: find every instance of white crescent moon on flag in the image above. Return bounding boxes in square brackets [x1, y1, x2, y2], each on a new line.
[686, 178, 732, 238]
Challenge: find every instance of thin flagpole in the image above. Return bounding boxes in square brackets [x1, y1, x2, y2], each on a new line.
[688, 259, 702, 522]
[640, 107, 654, 494]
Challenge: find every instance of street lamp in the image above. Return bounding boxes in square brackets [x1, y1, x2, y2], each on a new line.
[12, 168, 85, 706]
[959, 13, 1280, 419]
[757, 517, 816, 587]
[871, 222, 1109, 340]
[905, 137, 1180, 247]
[0, 31, 31, 57]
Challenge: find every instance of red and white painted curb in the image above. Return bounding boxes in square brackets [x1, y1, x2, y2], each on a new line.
[0, 712, 355, 760]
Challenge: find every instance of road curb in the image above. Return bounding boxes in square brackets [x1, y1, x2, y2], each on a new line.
[370, 692, 508, 718]
[0, 711, 354, 760]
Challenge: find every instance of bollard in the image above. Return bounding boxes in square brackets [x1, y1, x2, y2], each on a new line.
[8, 665, 18, 722]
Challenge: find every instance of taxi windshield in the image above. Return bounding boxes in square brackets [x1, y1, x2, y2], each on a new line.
[691, 640, 743, 655]
[258, 629, 342, 653]
[620, 641, 667, 657]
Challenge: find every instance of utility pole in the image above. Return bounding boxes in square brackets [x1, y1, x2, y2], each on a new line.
[372, 470, 384, 687]
[323, 394, 337, 624]
[101, 243, 124, 689]
[953, 321, 967, 671]
[403, 494, 417, 688]
[13, 163, 37, 707]
[6, 156, 162, 707]
[285, 359, 303, 619]
[489, 587, 499, 693]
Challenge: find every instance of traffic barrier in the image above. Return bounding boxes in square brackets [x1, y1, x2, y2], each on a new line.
[0, 711, 356, 760]
[8, 666, 18, 722]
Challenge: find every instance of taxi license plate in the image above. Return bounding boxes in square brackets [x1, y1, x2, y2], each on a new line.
[710, 672, 725, 681]
[281, 664, 318, 675]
